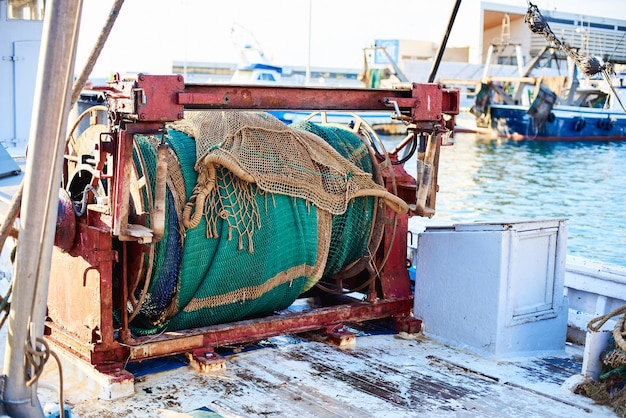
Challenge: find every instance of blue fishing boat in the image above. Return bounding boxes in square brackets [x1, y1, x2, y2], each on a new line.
[472, 3, 626, 141]
[479, 78, 626, 140]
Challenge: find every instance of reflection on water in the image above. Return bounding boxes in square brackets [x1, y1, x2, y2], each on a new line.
[384, 133, 626, 267]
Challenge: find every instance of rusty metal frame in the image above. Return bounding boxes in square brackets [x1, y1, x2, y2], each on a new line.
[46, 74, 458, 369]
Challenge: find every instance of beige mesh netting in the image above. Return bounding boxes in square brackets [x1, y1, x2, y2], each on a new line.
[173, 111, 407, 230]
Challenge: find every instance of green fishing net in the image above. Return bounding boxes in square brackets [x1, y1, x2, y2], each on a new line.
[126, 111, 405, 334]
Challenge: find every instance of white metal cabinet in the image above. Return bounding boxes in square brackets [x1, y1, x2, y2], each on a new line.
[414, 219, 568, 358]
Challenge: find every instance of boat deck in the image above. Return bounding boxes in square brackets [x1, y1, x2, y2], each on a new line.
[0, 150, 616, 418]
[36, 317, 614, 418]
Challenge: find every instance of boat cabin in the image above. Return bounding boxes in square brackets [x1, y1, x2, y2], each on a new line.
[230, 62, 284, 84]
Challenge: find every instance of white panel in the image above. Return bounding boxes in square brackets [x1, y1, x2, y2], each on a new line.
[509, 228, 557, 318]
[14, 40, 40, 143]
[414, 229, 505, 352]
[0, 145, 21, 177]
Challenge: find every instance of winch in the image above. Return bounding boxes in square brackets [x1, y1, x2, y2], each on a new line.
[46, 74, 459, 374]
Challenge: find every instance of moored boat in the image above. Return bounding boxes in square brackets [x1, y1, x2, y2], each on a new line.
[471, 3, 626, 141]
[479, 77, 626, 140]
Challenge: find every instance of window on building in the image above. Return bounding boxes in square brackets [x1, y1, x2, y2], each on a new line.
[8, 0, 45, 21]
[497, 56, 518, 66]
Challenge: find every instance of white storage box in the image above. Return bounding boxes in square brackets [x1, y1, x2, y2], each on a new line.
[414, 219, 568, 358]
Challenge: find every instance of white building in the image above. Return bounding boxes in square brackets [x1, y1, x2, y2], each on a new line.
[391, 2, 626, 83]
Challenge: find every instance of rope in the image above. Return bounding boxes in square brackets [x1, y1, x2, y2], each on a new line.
[25, 337, 64, 418]
[613, 315, 626, 354]
[602, 67, 626, 114]
[182, 163, 215, 229]
[0, 184, 22, 332]
[0, 283, 12, 330]
[524, 2, 604, 77]
[587, 304, 626, 352]
[605, 25, 626, 64]
[0, 182, 22, 252]
[70, 0, 125, 106]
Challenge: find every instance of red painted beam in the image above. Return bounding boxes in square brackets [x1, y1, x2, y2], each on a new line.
[126, 297, 413, 361]
[179, 84, 406, 111]
[105, 75, 458, 122]
[179, 83, 458, 115]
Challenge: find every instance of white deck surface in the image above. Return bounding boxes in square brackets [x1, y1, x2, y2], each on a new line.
[37, 322, 615, 417]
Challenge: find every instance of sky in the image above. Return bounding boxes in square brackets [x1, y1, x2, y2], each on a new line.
[74, 0, 626, 78]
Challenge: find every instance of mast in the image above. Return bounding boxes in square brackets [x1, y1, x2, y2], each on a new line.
[1, 0, 83, 416]
[428, 0, 462, 83]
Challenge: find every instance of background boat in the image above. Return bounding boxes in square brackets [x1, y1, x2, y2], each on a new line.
[469, 11, 626, 140]
[480, 74, 626, 140]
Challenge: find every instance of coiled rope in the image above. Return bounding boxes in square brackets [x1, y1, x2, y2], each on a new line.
[588, 305, 626, 352]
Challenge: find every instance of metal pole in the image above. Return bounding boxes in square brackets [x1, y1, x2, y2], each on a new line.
[2, 0, 83, 416]
[428, 0, 462, 83]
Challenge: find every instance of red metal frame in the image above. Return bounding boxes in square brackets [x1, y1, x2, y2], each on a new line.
[45, 74, 458, 370]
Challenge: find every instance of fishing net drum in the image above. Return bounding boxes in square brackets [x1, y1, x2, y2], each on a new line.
[126, 111, 407, 334]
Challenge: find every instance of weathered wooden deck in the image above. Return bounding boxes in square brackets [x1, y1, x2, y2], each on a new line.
[35, 317, 614, 418]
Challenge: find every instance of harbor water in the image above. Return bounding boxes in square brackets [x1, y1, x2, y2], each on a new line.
[388, 129, 626, 267]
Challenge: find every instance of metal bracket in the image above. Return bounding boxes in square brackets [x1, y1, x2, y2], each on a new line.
[393, 316, 422, 334]
[186, 348, 226, 373]
[325, 325, 357, 347]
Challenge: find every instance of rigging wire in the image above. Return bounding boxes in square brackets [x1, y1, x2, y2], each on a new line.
[70, 0, 126, 106]
[606, 30, 626, 64]
[525, 1, 626, 114]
